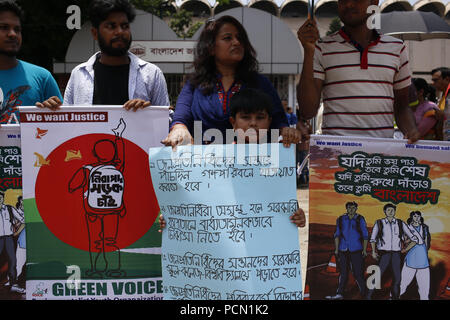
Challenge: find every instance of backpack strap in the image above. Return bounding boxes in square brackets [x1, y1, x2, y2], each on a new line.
[376, 219, 385, 246]
[397, 219, 404, 241]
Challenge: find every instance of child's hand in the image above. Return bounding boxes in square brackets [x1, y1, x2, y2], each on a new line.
[158, 214, 166, 233]
[280, 127, 301, 147]
[290, 208, 306, 228]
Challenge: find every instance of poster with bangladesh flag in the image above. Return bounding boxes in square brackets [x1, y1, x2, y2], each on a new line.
[19, 106, 168, 300]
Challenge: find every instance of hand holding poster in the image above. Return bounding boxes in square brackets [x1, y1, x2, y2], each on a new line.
[19, 106, 168, 300]
[149, 143, 303, 300]
[306, 135, 450, 300]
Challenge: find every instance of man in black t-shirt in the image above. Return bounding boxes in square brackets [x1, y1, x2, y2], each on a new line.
[40, 0, 169, 110]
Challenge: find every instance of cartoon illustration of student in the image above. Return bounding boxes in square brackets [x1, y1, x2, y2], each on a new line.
[326, 201, 368, 300]
[14, 196, 26, 292]
[400, 211, 431, 300]
[367, 204, 418, 300]
[68, 119, 126, 278]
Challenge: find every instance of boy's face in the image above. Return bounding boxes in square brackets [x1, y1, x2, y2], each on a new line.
[384, 207, 396, 219]
[230, 110, 271, 143]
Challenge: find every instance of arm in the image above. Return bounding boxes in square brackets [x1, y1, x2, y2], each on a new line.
[68, 167, 88, 193]
[35, 71, 63, 110]
[417, 111, 437, 136]
[370, 221, 379, 260]
[333, 218, 340, 256]
[124, 68, 170, 111]
[361, 217, 369, 256]
[297, 18, 323, 120]
[161, 82, 195, 148]
[63, 69, 76, 105]
[334, 237, 340, 256]
[394, 87, 420, 143]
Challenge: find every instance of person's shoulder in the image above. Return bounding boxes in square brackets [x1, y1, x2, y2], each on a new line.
[18, 60, 52, 77]
[426, 100, 439, 110]
[131, 52, 162, 73]
[317, 32, 343, 46]
[378, 34, 404, 45]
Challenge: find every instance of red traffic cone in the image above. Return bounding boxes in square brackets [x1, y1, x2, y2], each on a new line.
[325, 255, 338, 274]
[303, 284, 310, 300]
[439, 278, 450, 299]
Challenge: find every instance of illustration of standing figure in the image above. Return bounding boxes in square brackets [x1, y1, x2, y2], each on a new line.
[400, 211, 431, 300]
[368, 204, 418, 300]
[0, 191, 24, 292]
[69, 119, 127, 278]
[14, 196, 26, 292]
[326, 202, 369, 300]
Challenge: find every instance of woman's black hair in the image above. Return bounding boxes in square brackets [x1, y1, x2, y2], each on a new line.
[407, 211, 424, 225]
[229, 88, 273, 118]
[412, 78, 430, 99]
[16, 195, 22, 209]
[189, 15, 259, 95]
[89, 0, 136, 29]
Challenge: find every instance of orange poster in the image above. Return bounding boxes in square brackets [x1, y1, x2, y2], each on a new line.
[306, 135, 450, 300]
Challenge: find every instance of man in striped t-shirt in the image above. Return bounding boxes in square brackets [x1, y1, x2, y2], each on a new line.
[296, 0, 420, 142]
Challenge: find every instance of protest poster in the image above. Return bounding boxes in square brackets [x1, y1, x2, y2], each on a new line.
[149, 143, 303, 300]
[19, 106, 168, 300]
[0, 124, 25, 299]
[306, 135, 450, 300]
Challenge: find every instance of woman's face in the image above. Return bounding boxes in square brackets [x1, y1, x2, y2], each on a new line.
[212, 23, 245, 67]
[412, 213, 421, 224]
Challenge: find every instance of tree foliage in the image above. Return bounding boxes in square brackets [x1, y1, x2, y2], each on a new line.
[326, 17, 342, 36]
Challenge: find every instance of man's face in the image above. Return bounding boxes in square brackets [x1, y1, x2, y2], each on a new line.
[338, 0, 377, 28]
[0, 11, 22, 58]
[384, 206, 396, 219]
[346, 205, 357, 215]
[93, 11, 132, 57]
[431, 71, 449, 93]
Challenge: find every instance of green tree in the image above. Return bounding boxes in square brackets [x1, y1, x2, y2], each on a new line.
[327, 17, 342, 36]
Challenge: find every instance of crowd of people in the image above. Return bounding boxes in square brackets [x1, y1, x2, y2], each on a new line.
[0, 0, 448, 298]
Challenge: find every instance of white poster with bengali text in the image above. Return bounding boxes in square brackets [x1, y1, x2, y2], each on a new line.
[149, 143, 303, 300]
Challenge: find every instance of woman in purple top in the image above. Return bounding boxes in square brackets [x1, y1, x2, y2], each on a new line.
[162, 16, 300, 147]
[412, 78, 439, 140]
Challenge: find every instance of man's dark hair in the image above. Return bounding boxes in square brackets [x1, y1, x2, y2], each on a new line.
[345, 201, 358, 209]
[89, 0, 136, 29]
[431, 67, 450, 80]
[383, 203, 396, 212]
[230, 88, 273, 118]
[0, 0, 24, 22]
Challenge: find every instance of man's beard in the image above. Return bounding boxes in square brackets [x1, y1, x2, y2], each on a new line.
[98, 33, 131, 57]
[0, 48, 19, 57]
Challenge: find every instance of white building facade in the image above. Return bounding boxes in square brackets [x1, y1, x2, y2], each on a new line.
[55, 0, 450, 107]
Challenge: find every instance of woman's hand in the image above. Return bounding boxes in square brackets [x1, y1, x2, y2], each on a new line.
[161, 124, 194, 149]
